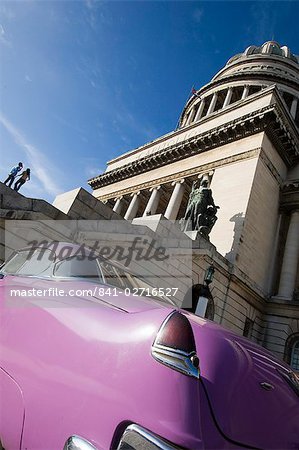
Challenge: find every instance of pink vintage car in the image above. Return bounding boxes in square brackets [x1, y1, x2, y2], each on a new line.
[0, 243, 298, 450]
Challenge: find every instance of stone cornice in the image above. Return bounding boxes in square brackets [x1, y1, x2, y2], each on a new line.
[265, 298, 299, 319]
[280, 180, 299, 212]
[89, 100, 299, 190]
[97, 148, 260, 201]
[214, 54, 299, 81]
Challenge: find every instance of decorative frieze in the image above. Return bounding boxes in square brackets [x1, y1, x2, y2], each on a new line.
[96, 148, 260, 202]
[89, 103, 299, 190]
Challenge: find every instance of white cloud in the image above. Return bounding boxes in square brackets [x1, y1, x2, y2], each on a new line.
[0, 113, 63, 198]
[85, 166, 101, 178]
[80, 157, 105, 179]
[25, 75, 32, 82]
[193, 8, 203, 24]
[0, 23, 11, 46]
[115, 109, 157, 143]
[247, 3, 277, 44]
[78, 156, 106, 179]
[84, 0, 94, 10]
[0, 5, 15, 21]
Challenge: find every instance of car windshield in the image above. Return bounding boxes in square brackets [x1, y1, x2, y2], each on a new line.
[54, 256, 103, 281]
[0, 248, 175, 305]
[1, 249, 53, 277]
[98, 259, 175, 304]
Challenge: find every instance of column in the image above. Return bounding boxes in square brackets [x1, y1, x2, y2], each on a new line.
[194, 100, 205, 122]
[223, 87, 233, 108]
[182, 114, 189, 127]
[277, 210, 299, 299]
[124, 192, 140, 220]
[143, 186, 161, 216]
[241, 85, 249, 100]
[186, 108, 195, 126]
[164, 179, 185, 220]
[207, 92, 218, 115]
[267, 214, 282, 293]
[290, 97, 298, 119]
[113, 197, 123, 215]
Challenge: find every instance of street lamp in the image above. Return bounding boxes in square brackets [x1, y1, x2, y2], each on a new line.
[204, 265, 215, 285]
[182, 264, 216, 320]
[194, 265, 215, 319]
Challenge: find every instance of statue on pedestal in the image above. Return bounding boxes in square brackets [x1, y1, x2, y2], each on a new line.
[180, 179, 219, 237]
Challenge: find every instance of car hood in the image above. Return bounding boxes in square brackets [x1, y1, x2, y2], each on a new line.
[187, 313, 299, 449]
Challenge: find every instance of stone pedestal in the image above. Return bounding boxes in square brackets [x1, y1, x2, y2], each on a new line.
[132, 214, 164, 232]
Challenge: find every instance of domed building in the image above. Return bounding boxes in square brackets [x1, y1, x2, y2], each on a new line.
[180, 41, 299, 129]
[85, 42, 299, 368]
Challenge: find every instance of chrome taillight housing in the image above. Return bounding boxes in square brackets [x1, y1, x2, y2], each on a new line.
[151, 311, 200, 379]
[63, 435, 98, 450]
[117, 424, 183, 450]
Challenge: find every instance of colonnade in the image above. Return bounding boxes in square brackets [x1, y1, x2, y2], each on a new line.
[277, 210, 299, 300]
[183, 84, 299, 129]
[290, 97, 298, 120]
[184, 84, 253, 127]
[112, 178, 188, 222]
[111, 179, 299, 302]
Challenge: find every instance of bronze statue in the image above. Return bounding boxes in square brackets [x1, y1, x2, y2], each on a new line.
[180, 179, 219, 237]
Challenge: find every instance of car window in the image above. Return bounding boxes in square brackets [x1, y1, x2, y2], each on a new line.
[98, 259, 175, 305]
[54, 256, 103, 281]
[1, 249, 53, 276]
[129, 273, 175, 304]
[99, 261, 132, 289]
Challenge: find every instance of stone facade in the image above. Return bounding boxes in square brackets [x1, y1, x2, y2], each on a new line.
[86, 42, 299, 369]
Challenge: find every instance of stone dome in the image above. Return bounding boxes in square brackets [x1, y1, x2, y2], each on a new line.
[227, 41, 299, 66]
[179, 41, 299, 130]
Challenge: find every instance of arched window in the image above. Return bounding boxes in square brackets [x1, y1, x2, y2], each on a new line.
[284, 333, 299, 371]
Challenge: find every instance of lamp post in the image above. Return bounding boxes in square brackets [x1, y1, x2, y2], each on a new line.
[204, 265, 215, 285]
[194, 265, 215, 319]
[181, 264, 216, 320]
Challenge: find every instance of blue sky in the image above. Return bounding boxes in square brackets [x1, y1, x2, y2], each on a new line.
[1, 1, 298, 202]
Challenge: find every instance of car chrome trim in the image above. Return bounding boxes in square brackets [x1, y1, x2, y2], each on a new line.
[63, 435, 98, 450]
[151, 311, 200, 379]
[260, 382, 274, 391]
[152, 342, 194, 358]
[117, 424, 182, 450]
[152, 343, 200, 379]
[277, 368, 299, 397]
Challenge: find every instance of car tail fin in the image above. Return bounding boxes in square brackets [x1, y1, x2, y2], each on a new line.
[151, 311, 200, 378]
